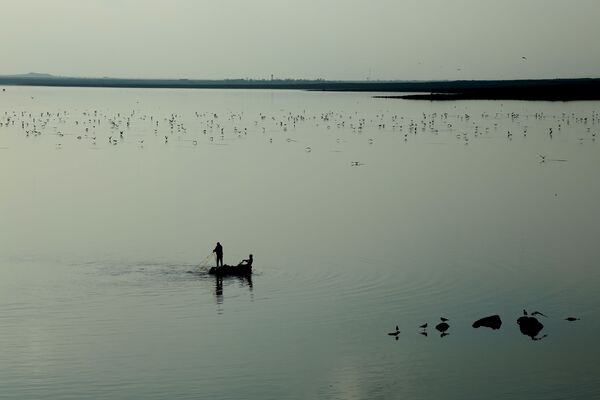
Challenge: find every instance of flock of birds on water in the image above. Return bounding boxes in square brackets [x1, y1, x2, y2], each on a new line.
[388, 310, 581, 341]
[1, 90, 600, 166]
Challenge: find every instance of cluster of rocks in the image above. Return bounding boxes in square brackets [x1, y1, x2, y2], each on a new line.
[389, 310, 580, 341]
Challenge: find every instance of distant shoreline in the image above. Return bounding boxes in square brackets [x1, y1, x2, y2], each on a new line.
[1, 75, 600, 101]
[374, 80, 600, 101]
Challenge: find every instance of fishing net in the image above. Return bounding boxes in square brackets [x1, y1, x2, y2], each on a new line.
[198, 252, 216, 270]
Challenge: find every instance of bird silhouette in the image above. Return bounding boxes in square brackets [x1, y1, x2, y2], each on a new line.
[387, 325, 400, 336]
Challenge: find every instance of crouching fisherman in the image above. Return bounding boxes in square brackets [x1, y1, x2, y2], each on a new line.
[238, 254, 253, 267]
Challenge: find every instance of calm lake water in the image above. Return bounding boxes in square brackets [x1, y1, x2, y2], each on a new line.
[1, 86, 599, 399]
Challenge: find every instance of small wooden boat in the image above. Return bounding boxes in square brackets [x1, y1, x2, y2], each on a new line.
[208, 264, 252, 276]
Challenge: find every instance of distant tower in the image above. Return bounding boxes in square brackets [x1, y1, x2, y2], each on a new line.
[271, 74, 274, 81]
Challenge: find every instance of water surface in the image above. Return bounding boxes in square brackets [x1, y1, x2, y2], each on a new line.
[1, 87, 599, 399]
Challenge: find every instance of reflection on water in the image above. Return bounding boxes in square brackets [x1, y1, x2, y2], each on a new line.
[214, 274, 253, 306]
[1, 87, 600, 399]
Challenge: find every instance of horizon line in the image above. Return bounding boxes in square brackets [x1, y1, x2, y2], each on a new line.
[1, 72, 600, 83]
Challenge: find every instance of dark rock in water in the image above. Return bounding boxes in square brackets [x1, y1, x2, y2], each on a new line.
[435, 322, 450, 333]
[472, 315, 502, 330]
[517, 316, 544, 340]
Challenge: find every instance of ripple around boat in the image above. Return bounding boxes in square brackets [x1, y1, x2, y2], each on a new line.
[208, 264, 252, 276]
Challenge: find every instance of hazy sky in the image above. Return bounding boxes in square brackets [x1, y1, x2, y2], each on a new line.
[1, 0, 599, 80]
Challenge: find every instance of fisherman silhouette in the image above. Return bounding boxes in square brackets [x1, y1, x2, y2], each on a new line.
[213, 242, 223, 267]
[237, 254, 253, 267]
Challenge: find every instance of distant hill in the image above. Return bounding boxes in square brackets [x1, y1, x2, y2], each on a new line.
[4, 72, 56, 78]
[23, 72, 55, 78]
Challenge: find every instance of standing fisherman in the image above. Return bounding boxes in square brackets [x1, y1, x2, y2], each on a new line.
[213, 242, 224, 267]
